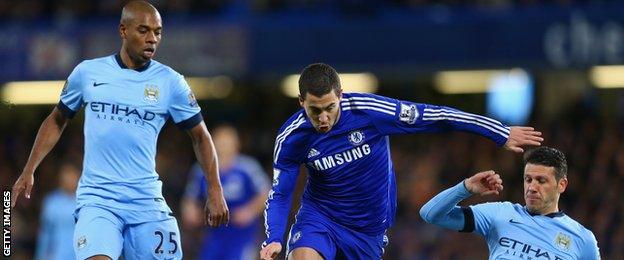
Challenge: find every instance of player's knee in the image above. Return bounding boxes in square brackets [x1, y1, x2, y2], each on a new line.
[289, 247, 324, 260]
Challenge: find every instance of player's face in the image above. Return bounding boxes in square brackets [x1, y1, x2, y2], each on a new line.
[300, 91, 342, 133]
[523, 163, 567, 215]
[121, 11, 162, 65]
[213, 126, 240, 160]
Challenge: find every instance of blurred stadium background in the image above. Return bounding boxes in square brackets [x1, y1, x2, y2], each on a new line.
[1, 0, 623, 259]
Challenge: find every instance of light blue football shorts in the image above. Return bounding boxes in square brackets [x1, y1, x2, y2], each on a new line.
[73, 205, 182, 260]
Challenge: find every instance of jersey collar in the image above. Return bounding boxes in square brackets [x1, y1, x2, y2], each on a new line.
[115, 53, 151, 72]
[526, 207, 565, 218]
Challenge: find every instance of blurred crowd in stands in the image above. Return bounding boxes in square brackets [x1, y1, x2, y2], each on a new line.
[0, 0, 612, 21]
[1, 93, 622, 259]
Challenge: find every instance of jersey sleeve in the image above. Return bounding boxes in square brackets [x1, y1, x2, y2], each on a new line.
[580, 230, 601, 259]
[263, 115, 306, 246]
[57, 64, 85, 119]
[168, 74, 203, 130]
[468, 202, 507, 237]
[344, 94, 509, 146]
[419, 181, 471, 231]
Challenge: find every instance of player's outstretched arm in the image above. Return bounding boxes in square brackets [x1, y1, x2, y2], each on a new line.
[187, 121, 229, 227]
[260, 242, 282, 260]
[12, 107, 69, 208]
[503, 126, 543, 153]
[420, 171, 503, 230]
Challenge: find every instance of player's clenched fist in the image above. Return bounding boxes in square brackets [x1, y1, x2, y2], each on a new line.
[204, 189, 229, 227]
[464, 170, 503, 196]
[260, 242, 282, 260]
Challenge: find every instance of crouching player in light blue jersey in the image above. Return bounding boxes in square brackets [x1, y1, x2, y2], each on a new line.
[420, 146, 600, 259]
[11, 1, 229, 259]
[260, 63, 544, 260]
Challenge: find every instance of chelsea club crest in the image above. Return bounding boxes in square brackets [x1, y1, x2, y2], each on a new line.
[348, 130, 365, 145]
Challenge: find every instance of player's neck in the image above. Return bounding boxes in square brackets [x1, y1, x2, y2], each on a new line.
[119, 49, 148, 69]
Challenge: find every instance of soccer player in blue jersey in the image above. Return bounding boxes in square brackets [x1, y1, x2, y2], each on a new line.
[260, 63, 544, 260]
[420, 146, 600, 259]
[11, 1, 228, 259]
[35, 162, 80, 260]
[182, 124, 270, 259]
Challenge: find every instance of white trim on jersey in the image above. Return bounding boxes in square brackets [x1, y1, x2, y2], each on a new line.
[273, 113, 306, 164]
[342, 96, 395, 106]
[423, 108, 510, 138]
[342, 105, 396, 116]
[340, 101, 396, 111]
[340, 96, 397, 116]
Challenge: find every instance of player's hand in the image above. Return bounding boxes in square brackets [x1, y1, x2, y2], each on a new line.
[11, 171, 34, 207]
[465, 170, 503, 196]
[504, 126, 543, 153]
[260, 242, 282, 260]
[204, 189, 229, 227]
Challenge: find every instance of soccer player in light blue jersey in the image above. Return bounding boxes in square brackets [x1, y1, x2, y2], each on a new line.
[35, 162, 79, 260]
[182, 124, 270, 260]
[260, 63, 544, 260]
[420, 146, 600, 259]
[11, 1, 228, 259]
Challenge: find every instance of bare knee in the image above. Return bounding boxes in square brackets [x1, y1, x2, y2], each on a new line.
[288, 247, 324, 260]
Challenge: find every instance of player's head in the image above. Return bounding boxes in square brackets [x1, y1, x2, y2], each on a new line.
[522, 146, 568, 215]
[212, 124, 241, 161]
[59, 161, 81, 194]
[298, 63, 343, 133]
[119, 1, 162, 67]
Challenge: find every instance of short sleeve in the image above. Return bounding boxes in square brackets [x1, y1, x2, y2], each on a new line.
[168, 75, 202, 130]
[58, 65, 85, 118]
[469, 202, 507, 236]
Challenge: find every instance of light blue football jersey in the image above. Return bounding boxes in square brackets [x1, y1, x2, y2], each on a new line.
[58, 54, 202, 214]
[35, 190, 76, 260]
[470, 202, 600, 260]
[264, 92, 511, 245]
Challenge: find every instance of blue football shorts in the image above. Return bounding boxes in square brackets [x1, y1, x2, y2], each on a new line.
[73, 205, 183, 260]
[286, 213, 388, 259]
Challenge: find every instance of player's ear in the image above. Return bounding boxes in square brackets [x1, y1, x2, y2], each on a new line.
[558, 177, 568, 193]
[119, 23, 127, 39]
[298, 94, 305, 107]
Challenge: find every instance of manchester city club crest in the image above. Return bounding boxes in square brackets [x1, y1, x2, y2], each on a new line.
[348, 130, 365, 145]
[77, 236, 87, 250]
[554, 232, 572, 251]
[144, 85, 159, 103]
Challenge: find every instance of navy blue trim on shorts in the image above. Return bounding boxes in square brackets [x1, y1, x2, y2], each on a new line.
[176, 112, 203, 130]
[460, 207, 475, 233]
[57, 101, 77, 119]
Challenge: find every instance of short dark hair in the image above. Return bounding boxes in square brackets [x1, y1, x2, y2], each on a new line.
[298, 63, 342, 99]
[523, 146, 567, 180]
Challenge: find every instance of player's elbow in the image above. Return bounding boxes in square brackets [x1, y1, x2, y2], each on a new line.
[419, 204, 435, 224]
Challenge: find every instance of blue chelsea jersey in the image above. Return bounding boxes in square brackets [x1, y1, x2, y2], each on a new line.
[264, 92, 511, 245]
[58, 54, 202, 213]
